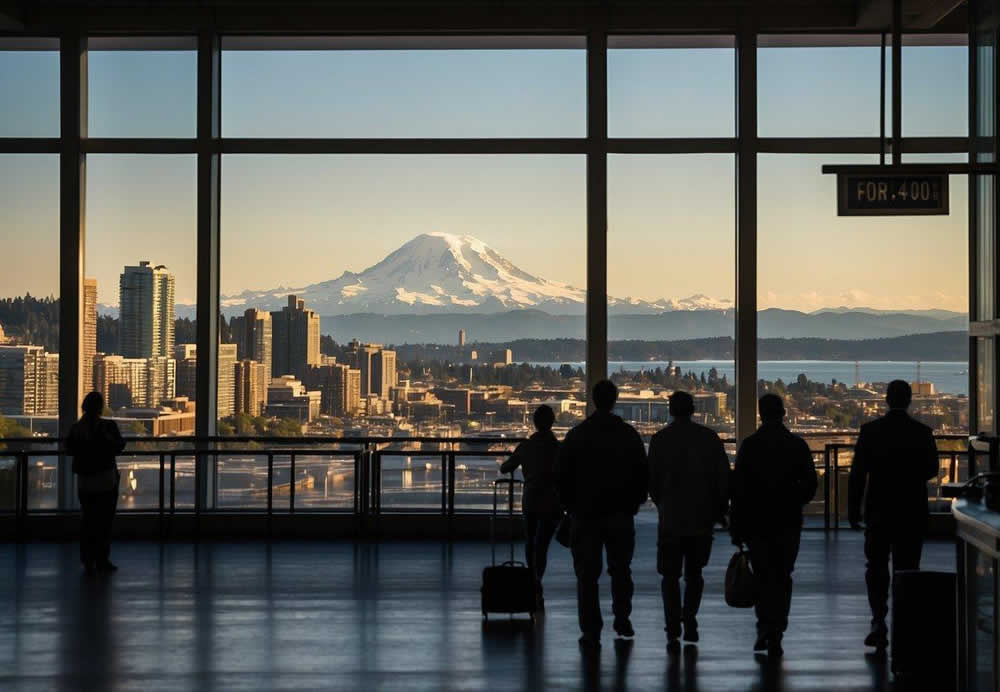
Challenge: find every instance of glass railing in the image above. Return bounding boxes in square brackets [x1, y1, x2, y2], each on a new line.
[0, 434, 970, 538]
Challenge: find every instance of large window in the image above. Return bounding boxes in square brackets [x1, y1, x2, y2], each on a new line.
[0, 39, 59, 137]
[607, 155, 735, 437]
[758, 153, 968, 437]
[222, 37, 585, 138]
[0, 155, 60, 508]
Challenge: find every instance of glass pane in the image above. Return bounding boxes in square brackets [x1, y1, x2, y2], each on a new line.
[88, 39, 197, 138]
[0, 456, 13, 511]
[293, 453, 356, 511]
[758, 36, 882, 137]
[85, 155, 197, 451]
[222, 38, 585, 138]
[977, 174, 995, 320]
[0, 40, 59, 137]
[608, 37, 735, 137]
[607, 154, 735, 440]
[0, 156, 60, 451]
[977, 338, 995, 435]
[903, 37, 968, 137]
[453, 452, 522, 513]
[379, 453, 444, 512]
[220, 155, 585, 441]
[758, 154, 969, 436]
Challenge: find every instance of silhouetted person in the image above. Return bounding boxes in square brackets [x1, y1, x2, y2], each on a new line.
[648, 391, 730, 652]
[730, 394, 817, 658]
[66, 392, 125, 575]
[559, 379, 648, 650]
[501, 404, 561, 609]
[848, 379, 938, 650]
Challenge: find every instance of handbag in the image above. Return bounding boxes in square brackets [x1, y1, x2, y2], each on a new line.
[554, 513, 572, 548]
[724, 545, 757, 608]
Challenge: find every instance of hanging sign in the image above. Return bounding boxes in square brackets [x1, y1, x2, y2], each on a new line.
[837, 173, 949, 216]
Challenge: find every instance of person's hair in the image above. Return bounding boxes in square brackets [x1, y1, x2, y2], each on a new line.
[592, 379, 618, 411]
[533, 404, 555, 432]
[81, 391, 104, 417]
[758, 393, 785, 422]
[668, 391, 695, 418]
[886, 379, 912, 409]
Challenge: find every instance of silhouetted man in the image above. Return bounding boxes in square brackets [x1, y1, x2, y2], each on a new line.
[848, 379, 939, 651]
[730, 394, 817, 658]
[501, 404, 561, 609]
[559, 379, 648, 650]
[648, 391, 730, 653]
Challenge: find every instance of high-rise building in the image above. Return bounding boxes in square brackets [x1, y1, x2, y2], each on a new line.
[242, 308, 272, 378]
[120, 261, 175, 359]
[217, 343, 238, 418]
[458, 329, 466, 346]
[0, 345, 44, 415]
[83, 278, 97, 392]
[39, 352, 59, 415]
[308, 362, 362, 417]
[350, 340, 383, 398]
[234, 359, 267, 417]
[372, 349, 396, 399]
[174, 344, 197, 400]
[229, 315, 246, 359]
[271, 295, 320, 380]
[93, 353, 175, 410]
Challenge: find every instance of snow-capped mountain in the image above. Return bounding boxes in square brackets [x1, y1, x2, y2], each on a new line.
[217, 232, 730, 316]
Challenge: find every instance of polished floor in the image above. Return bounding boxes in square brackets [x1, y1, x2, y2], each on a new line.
[0, 524, 953, 692]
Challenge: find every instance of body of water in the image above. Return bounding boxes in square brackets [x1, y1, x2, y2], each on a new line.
[531, 360, 970, 396]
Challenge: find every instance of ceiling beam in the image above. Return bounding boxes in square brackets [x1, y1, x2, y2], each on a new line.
[909, 0, 966, 28]
[0, 0, 24, 30]
[856, 0, 967, 29]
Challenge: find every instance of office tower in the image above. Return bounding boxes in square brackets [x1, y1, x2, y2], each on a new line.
[120, 261, 175, 359]
[83, 278, 97, 392]
[217, 343, 238, 418]
[234, 359, 267, 417]
[146, 356, 176, 407]
[38, 352, 59, 415]
[308, 362, 362, 417]
[350, 341, 382, 397]
[458, 329, 466, 346]
[271, 295, 320, 380]
[174, 344, 197, 400]
[0, 345, 44, 415]
[372, 349, 396, 399]
[229, 315, 246, 359]
[242, 308, 272, 378]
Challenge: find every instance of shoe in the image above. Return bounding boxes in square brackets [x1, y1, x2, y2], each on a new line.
[666, 637, 681, 654]
[97, 561, 118, 574]
[683, 620, 699, 643]
[579, 633, 601, 650]
[767, 638, 784, 658]
[613, 618, 635, 638]
[753, 633, 768, 651]
[864, 623, 888, 650]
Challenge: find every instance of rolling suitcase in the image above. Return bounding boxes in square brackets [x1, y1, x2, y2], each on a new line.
[481, 476, 536, 621]
[890, 569, 957, 686]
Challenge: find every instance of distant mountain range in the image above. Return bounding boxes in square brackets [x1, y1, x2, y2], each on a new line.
[160, 232, 967, 345]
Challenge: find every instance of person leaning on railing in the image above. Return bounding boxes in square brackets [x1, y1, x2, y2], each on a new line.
[66, 391, 125, 576]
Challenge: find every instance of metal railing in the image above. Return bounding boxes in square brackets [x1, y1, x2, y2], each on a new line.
[0, 434, 972, 538]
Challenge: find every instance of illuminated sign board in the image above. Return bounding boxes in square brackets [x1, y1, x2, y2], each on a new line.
[837, 173, 949, 216]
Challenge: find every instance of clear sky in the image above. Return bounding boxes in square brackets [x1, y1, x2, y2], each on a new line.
[0, 41, 969, 313]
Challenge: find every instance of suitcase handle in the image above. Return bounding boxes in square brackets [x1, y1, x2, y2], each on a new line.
[491, 474, 521, 566]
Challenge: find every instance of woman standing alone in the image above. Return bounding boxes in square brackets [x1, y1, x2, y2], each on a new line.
[66, 391, 125, 575]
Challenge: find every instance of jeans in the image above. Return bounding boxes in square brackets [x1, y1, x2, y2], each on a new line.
[746, 529, 801, 639]
[864, 526, 923, 625]
[524, 512, 560, 596]
[79, 482, 119, 567]
[657, 532, 713, 638]
[571, 512, 636, 635]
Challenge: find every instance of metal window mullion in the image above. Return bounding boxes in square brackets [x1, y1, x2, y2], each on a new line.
[585, 30, 608, 412]
[735, 24, 757, 443]
[195, 31, 221, 511]
[220, 138, 587, 155]
[57, 32, 86, 510]
[969, 20, 979, 432]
